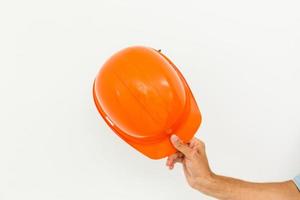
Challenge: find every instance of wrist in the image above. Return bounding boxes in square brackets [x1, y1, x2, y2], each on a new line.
[194, 172, 218, 193]
[195, 173, 233, 200]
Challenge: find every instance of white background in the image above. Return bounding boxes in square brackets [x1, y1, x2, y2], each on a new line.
[0, 0, 300, 199]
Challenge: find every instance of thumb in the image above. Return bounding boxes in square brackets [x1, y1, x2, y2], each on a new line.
[170, 135, 192, 158]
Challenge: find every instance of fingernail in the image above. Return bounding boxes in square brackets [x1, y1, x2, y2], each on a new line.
[170, 135, 178, 143]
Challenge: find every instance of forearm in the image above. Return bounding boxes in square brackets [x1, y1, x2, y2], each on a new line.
[196, 174, 300, 200]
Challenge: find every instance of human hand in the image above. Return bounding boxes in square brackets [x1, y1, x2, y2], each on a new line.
[166, 135, 214, 191]
[166, 135, 300, 200]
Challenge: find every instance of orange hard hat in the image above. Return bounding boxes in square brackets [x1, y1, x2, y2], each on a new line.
[93, 46, 201, 159]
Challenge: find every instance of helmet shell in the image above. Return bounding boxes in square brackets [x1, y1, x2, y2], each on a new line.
[93, 46, 201, 159]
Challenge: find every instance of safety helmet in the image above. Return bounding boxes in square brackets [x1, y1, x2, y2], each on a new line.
[93, 46, 201, 159]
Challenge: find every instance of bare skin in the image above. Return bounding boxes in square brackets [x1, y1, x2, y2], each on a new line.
[166, 135, 300, 200]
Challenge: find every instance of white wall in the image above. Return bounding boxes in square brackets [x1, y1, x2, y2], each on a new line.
[0, 0, 299, 199]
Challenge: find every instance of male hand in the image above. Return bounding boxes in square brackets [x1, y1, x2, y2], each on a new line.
[166, 135, 300, 200]
[166, 135, 214, 190]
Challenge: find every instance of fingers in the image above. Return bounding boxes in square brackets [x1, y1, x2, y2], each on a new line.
[169, 157, 183, 169]
[166, 152, 183, 169]
[170, 135, 193, 158]
[167, 136, 206, 171]
[188, 138, 199, 148]
[166, 153, 179, 167]
[188, 137, 205, 152]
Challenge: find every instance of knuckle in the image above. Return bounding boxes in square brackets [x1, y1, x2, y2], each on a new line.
[198, 141, 205, 149]
[199, 140, 205, 146]
[192, 151, 199, 159]
[176, 141, 183, 148]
